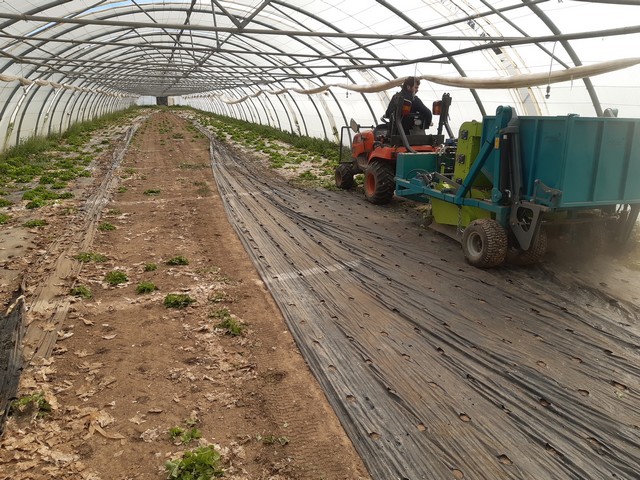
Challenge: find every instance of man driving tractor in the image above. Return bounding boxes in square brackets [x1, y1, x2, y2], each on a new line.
[384, 76, 433, 135]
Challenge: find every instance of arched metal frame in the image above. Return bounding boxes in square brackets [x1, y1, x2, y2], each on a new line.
[0, 1, 638, 150]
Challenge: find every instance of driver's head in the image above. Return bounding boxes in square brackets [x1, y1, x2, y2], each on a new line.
[402, 76, 420, 95]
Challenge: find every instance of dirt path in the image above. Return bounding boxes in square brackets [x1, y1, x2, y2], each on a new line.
[0, 111, 370, 479]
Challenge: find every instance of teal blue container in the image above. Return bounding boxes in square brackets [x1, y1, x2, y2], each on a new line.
[395, 152, 439, 182]
[481, 114, 640, 208]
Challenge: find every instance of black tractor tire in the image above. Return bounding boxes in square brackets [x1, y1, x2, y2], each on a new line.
[364, 160, 395, 205]
[335, 163, 355, 190]
[507, 228, 548, 266]
[461, 219, 508, 268]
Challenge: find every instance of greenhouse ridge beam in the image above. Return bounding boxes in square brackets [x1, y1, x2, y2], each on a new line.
[9, 46, 446, 66]
[0, 12, 590, 42]
[1, 14, 636, 56]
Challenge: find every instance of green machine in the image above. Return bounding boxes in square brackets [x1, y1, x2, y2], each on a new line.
[395, 106, 640, 267]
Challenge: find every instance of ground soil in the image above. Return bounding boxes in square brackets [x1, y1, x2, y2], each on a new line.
[0, 110, 371, 479]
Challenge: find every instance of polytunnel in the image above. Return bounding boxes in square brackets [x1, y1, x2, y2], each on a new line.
[1, 0, 639, 149]
[2, 2, 640, 480]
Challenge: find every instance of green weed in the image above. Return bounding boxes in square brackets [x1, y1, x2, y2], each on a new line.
[22, 186, 73, 208]
[299, 170, 316, 179]
[179, 162, 207, 169]
[70, 285, 92, 298]
[22, 219, 48, 228]
[98, 222, 116, 231]
[184, 417, 198, 427]
[26, 199, 46, 209]
[210, 307, 231, 321]
[217, 316, 244, 336]
[144, 188, 161, 196]
[164, 445, 224, 479]
[169, 426, 202, 445]
[136, 281, 157, 294]
[0, 214, 10, 224]
[194, 181, 211, 196]
[104, 270, 128, 285]
[197, 111, 342, 162]
[0, 109, 142, 196]
[74, 252, 108, 263]
[144, 263, 158, 272]
[166, 256, 189, 266]
[211, 308, 244, 336]
[0, 198, 12, 207]
[164, 294, 195, 309]
[9, 392, 52, 418]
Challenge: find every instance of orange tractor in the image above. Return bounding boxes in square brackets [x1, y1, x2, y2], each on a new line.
[335, 94, 454, 204]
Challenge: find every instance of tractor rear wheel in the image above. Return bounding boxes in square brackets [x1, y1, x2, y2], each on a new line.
[335, 163, 355, 190]
[461, 219, 508, 268]
[364, 160, 395, 205]
[507, 228, 548, 266]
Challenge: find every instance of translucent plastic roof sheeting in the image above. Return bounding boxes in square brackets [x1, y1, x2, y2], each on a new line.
[0, 1, 639, 146]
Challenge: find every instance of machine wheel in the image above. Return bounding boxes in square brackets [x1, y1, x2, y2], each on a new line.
[614, 204, 639, 245]
[364, 160, 395, 205]
[507, 228, 548, 266]
[461, 219, 508, 268]
[335, 163, 355, 190]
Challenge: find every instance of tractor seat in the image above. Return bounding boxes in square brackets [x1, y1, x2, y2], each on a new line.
[373, 123, 389, 142]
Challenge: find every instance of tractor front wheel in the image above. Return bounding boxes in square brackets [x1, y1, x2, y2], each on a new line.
[461, 219, 508, 268]
[335, 163, 355, 190]
[364, 160, 395, 205]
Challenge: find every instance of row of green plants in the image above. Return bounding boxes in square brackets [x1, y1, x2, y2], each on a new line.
[0, 107, 140, 215]
[195, 110, 340, 161]
[0, 105, 353, 216]
[188, 108, 350, 187]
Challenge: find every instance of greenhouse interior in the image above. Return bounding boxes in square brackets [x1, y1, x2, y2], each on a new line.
[1, 1, 639, 480]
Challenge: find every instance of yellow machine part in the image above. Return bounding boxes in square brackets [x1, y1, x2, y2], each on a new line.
[430, 121, 493, 227]
[453, 120, 492, 188]
[431, 189, 491, 227]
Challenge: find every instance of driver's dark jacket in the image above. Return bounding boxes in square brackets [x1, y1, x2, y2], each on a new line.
[384, 90, 432, 134]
